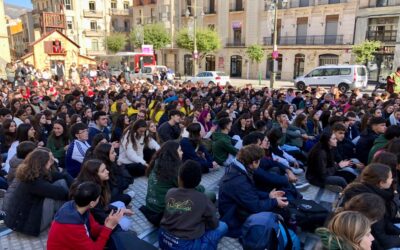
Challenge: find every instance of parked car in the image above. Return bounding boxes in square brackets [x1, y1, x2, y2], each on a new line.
[188, 71, 230, 86]
[294, 65, 368, 92]
[130, 65, 170, 82]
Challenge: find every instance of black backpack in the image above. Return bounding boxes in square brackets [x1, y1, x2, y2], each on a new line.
[288, 199, 329, 232]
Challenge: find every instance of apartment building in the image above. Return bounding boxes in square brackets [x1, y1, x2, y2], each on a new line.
[0, 0, 10, 77]
[354, 0, 400, 82]
[30, 0, 133, 57]
[132, 0, 358, 80]
[8, 20, 25, 59]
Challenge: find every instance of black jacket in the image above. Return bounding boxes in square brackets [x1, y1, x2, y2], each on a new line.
[356, 128, 379, 165]
[306, 149, 338, 187]
[342, 182, 400, 249]
[4, 173, 69, 236]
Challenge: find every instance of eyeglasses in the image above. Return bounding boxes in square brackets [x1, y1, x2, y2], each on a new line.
[78, 129, 88, 134]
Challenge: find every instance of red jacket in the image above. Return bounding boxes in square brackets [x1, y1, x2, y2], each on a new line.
[47, 201, 112, 250]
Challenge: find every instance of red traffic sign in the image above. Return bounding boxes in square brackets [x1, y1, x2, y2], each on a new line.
[272, 51, 279, 59]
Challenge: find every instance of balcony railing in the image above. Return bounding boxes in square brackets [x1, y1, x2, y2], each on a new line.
[83, 10, 103, 18]
[263, 35, 346, 45]
[230, 7, 244, 12]
[360, 0, 400, 8]
[317, 0, 347, 5]
[86, 49, 105, 56]
[110, 8, 130, 16]
[112, 26, 130, 33]
[226, 39, 246, 47]
[84, 29, 105, 37]
[366, 30, 397, 43]
[204, 8, 217, 14]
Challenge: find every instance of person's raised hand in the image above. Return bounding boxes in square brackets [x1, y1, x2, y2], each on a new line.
[276, 197, 289, 208]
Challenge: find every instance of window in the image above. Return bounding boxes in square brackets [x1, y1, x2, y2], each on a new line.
[319, 54, 339, 66]
[91, 39, 99, 51]
[325, 68, 340, 76]
[208, 24, 215, 30]
[67, 20, 73, 29]
[309, 69, 325, 77]
[357, 67, 367, 76]
[124, 20, 130, 32]
[339, 68, 351, 75]
[111, 0, 117, 8]
[89, 1, 95, 10]
[124, 1, 129, 9]
[64, 0, 72, 10]
[90, 21, 97, 30]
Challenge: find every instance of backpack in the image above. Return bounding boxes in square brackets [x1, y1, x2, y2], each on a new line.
[241, 212, 298, 250]
[289, 199, 329, 232]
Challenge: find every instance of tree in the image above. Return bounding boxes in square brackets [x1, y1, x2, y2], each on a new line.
[105, 33, 127, 54]
[245, 44, 265, 80]
[352, 40, 381, 65]
[175, 28, 221, 61]
[129, 23, 171, 50]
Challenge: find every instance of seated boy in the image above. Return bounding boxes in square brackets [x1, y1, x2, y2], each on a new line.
[47, 181, 124, 250]
[66, 123, 90, 178]
[159, 160, 227, 250]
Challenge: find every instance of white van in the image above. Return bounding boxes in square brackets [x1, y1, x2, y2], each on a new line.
[294, 65, 368, 92]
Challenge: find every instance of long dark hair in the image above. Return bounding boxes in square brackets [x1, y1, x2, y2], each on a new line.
[48, 119, 69, 148]
[122, 119, 149, 150]
[93, 143, 117, 184]
[146, 141, 181, 182]
[187, 123, 202, 147]
[16, 123, 34, 142]
[72, 159, 110, 207]
[111, 114, 127, 140]
[3, 119, 16, 149]
[308, 131, 334, 167]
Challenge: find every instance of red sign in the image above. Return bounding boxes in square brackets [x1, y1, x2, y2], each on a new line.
[272, 51, 279, 59]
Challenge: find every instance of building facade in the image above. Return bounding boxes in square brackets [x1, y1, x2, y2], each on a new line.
[354, 0, 400, 82]
[0, 0, 11, 77]
[131, 0, 358, 80]
[30, 0, 133, 57]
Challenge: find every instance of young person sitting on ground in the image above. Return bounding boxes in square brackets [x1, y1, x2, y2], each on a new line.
[88, 111, 110, 144]
[212, 117, 239, 166]
[316, 211, 374, 250]
[218, 144, 289, 238]
[47, 181, 124, 250]
[7, 141, 36, 183]
[159, 160, 227, 250]
[66, 123, 91, 178]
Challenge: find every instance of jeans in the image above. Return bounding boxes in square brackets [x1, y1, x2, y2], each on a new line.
[111, 201, 132, 231]
[158, 221, 228, 250]
[325, 176, 348, 188]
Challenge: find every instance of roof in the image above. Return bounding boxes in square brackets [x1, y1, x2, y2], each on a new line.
[29, 29, 80, 48]
[78, 54, 96, 62]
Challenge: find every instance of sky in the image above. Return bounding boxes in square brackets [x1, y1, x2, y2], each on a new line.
[5, 0, 32, 8]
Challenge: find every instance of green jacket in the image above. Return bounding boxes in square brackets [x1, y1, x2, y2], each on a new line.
[367, 134, 388, 164]
[315, 228, 353, 250]
[212, 132, 238, 165]
[47, 136, 67, 160]
[145, 161, 205, 213]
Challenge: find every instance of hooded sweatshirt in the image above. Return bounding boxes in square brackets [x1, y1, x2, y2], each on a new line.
[367, 134, 388, 164]
[211, 132, 238, 165]
[47, 200, 112, 250]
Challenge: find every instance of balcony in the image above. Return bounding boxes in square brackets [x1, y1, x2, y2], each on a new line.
[112, 26, 130, 33]
[83, 10, 103, 18]
[360, 0, 400, 8]
[317, 0, 347, 5]
[226, 39, 246, 47]
[229, 7, 244, 12]
[110, 8, 130, 16]
[86, 49, 105, 56]
[263, 35, 346, 45]
[366, 30, 397, 43]
[204, 8, 217, 14]
[84, 29, 105, 37]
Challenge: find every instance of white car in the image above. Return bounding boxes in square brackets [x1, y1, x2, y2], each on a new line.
[294, 65, 368, 93]
[189, 71, 230, 86]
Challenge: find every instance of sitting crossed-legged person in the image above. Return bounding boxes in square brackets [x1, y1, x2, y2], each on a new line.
[159, 160, 227, 250]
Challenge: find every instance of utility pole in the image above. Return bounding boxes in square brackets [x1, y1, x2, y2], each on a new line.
[193, 0, 198, 77]
[271, 0, 278, 89]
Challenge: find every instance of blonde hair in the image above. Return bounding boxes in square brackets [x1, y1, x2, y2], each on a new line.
[328, 211, 372, 250]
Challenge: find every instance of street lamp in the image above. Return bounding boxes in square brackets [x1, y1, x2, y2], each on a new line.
[185, 0, 204, 77]
[268, 0, 288, 88]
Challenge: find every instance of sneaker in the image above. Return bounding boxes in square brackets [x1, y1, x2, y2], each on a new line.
[290, 167, 304, 175]
[295, 182, 310, 190]
[0, 210, 6, 222]
[126, 191, 136, 198]
[325, 185, 343, 193]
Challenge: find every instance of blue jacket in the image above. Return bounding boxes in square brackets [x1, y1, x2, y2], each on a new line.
[218, 160, 278, 238]
[254, 158, 290, 191]
[180, 137, 213, 173]
[88, 125, 110, 145]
